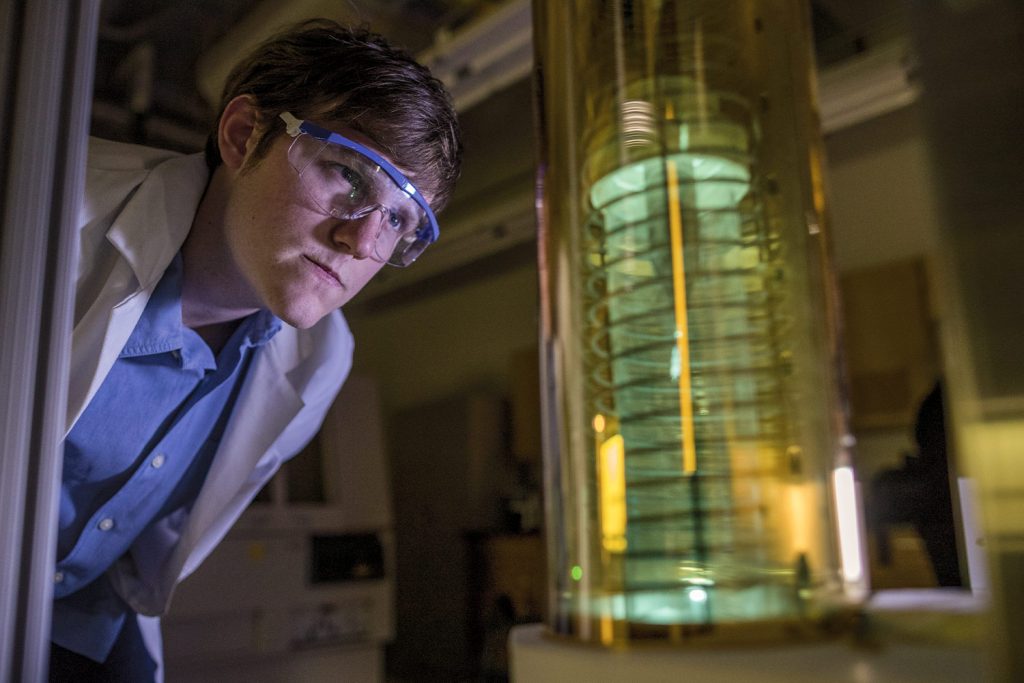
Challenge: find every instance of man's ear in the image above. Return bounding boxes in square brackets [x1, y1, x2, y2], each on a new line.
[217, 95, 261, 172]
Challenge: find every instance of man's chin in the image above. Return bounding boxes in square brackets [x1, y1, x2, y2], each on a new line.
[268, 286, 364, 328]
[273, 303, 333, 330]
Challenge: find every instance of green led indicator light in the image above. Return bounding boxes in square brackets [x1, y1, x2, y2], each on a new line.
[571, 565, 583, 581]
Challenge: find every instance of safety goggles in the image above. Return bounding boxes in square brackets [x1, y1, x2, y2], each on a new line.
[280, 112, 439, 267]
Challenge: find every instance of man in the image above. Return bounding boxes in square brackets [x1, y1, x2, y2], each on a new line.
[50, 20, 461, 680]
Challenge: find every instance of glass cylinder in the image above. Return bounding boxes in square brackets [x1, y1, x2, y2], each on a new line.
[910, 1, 1024, 679]
[534, 0, 863, 645]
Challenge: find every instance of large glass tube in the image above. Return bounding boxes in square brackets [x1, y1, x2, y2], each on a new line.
[535, 0, 862, 644]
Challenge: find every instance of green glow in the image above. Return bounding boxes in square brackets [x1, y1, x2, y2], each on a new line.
[584, 145, 797, 623]
[571, 565, 584, 581]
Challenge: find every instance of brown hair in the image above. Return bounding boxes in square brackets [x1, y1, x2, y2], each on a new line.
[206, 19, 462, 211]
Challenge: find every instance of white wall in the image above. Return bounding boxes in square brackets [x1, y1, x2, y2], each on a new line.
[825, 104, 941, 273]
[346, 258, 538, 414]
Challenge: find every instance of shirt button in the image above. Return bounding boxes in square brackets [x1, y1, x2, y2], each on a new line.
[54, 571, 64, 584]
[98, 518, 115, 532]
[151, 453, 166, 469]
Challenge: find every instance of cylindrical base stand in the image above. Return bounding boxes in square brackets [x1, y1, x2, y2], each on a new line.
[510, 591, 985, 682]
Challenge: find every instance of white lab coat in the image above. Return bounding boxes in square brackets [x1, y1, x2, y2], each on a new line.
[66, 138, 353, 678]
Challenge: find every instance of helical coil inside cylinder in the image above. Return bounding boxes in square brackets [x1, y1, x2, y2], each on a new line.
[581, 72, 801, 623]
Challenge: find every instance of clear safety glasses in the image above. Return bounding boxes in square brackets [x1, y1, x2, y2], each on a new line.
[280, 112, 439, 267]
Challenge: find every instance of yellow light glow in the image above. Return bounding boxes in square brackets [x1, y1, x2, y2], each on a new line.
[961, 418, 1024, 535]
[808, 145, 828, 217]
[598, 434, 627, 552]
[664, 160, 697, 474]
[593, 414, 606, 433]
[786, 483, 812, 555]
[832, 466, 863, 584]
[600, 615, 614, 645]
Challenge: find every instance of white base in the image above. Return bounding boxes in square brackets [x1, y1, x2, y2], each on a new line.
[511, 592, 987, 683]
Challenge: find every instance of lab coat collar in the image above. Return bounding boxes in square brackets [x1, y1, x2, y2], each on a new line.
[105, 152, 209, 295]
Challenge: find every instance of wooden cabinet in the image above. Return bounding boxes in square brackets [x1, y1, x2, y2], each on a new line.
[840, 257, 941, 430]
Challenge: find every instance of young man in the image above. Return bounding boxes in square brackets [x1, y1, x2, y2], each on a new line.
[50, 20, 461, 680]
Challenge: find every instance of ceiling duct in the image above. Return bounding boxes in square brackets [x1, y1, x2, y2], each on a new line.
[196, 0, 360, 107]
[417, 0, 534, 112]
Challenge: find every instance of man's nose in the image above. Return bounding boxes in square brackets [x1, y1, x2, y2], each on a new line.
[331, 210, 383, 259]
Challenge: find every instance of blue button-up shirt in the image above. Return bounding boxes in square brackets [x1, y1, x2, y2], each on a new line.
[51, 254, 280, 661]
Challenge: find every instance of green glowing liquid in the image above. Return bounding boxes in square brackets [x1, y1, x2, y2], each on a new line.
[585, 143, 800, 624]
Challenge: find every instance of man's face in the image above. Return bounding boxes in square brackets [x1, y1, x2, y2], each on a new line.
[221, 126, 403, 329]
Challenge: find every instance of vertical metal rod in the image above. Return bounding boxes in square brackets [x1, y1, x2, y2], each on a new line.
[0, 0, 100, 679]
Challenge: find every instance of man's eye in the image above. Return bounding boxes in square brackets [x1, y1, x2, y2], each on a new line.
[386, 210, 405, 231]
[324, 162, 363, 198]
[340, 166, 361, 186]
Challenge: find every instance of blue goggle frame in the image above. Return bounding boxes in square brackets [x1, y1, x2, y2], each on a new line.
[280, 112, 439, 251]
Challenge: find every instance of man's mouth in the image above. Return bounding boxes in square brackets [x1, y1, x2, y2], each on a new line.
[304, 255, 343, 288]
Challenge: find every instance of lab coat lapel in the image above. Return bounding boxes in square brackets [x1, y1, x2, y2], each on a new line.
[66, 152, 207, 434]
[162, 335, 307, 584]
[66, 268, 147, 434]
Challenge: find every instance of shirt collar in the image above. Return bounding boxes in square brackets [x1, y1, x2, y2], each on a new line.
[120, 253, 282, 362]
[120, 252, 186, 358]
[240, 310, 282, 349]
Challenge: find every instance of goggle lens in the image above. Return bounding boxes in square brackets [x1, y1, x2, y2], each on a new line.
[281, 113, 437, 267]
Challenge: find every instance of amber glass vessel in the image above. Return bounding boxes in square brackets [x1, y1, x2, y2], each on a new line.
[534, 0, 863, 645]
